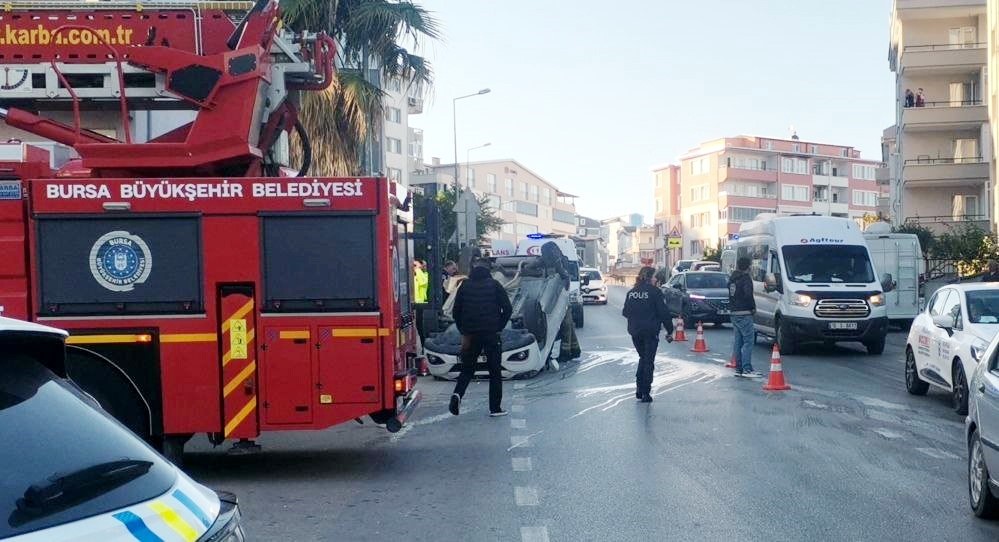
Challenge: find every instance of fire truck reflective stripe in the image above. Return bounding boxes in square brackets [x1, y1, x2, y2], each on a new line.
[160, 333, 217, 343]
[148, 501, 198, 542]
[171, 489, 211, 529]
[223, 360, 256, 398]
[221, 299, 255, 333]
[329, 328, 392, 338]
[279, 330, 310, 340]
[224, 396, 257, 437]
[112, 511, 165, 542]
[66, 334, 147, 344]
[222, 328, 255, 367]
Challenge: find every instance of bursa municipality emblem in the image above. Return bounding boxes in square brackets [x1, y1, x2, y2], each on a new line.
[89, 231, 152, 292]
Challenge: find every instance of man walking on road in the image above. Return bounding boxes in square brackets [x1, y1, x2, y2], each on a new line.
[449, 263, 513, 417]
[729, 257, 762, 378]
[622, 266, 673, 403]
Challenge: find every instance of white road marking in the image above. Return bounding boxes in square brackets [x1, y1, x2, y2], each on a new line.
[521, 526, 550, 542]
[873, 428, 904, 440]
[916, 447, 960, 460]
[514, 383, 526, 389]
[511, 418, 527, 429]
[802, 400, 829, 410]
[509, 431, 544, 451]
[511, 404, 526, 413]
[512, 457, 533, 472]
[388, 412, 455, 442]
[515, 486, 539, 506]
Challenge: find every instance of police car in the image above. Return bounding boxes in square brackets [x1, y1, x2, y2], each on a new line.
[0, 317, 245, 541]
[905, 284, 999, 415]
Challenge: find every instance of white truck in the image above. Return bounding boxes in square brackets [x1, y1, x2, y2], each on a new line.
[730, 214, 896, 355]
[864, 222, 924, 327]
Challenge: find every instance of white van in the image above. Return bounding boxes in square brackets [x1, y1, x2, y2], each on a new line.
[731, 215, 896, 355]
[864, 222, 924, 326]
[516, 235, 584, 328]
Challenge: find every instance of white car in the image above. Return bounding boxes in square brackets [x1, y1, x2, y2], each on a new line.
[0, 316, 245, 541]
[905, 284, 999, 415]
[967, 330, 999, 518]
[580, 267, 608, 304]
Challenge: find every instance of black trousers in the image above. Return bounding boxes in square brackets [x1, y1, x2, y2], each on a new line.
[453, 332, 503, 412]
[631, 332, 659, 396]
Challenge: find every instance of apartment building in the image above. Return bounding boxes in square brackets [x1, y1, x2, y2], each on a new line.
[600, 214, 645, 271]
[573, 216, 607, 269]
[888, 0, 992, 233]
[990, 0, 999, 223]
[381, 79, 425, 186]
[652, 165, 682, 268]
[676, 135, 882, 259]
[411, 159, 577, 244]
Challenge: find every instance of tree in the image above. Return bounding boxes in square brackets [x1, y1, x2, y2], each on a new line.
[281, 0, 440, 175]
[893, 222, 935, 257]
[701, 246, 723, 263]
[413, 187, 506, 262]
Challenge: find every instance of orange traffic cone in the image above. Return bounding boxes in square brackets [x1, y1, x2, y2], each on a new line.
[673, 319, 687, 342]
[725, 355, 737, 369]
[763, 344, 791, 391]
[417, 356, 430, 377]
[690, 322, 709, 353]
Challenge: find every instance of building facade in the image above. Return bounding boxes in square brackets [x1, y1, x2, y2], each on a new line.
[411, 159, 577, 245]
[381, 78, 425, 186]
[573, 216, 607, 270]
[676, 135, 882, 259]
[652, 165, 682, 268]
[600, 214, 645, 272]
[889, 0, 993, 233]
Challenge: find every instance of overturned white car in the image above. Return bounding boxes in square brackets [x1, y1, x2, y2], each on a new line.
[424, 242, 572, 379]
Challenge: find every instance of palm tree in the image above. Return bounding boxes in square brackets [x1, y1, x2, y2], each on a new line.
[280, 0, 440, 176]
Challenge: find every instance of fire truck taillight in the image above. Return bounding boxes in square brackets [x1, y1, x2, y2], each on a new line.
[136, 334, 153, 343]
[394, 379, 404, 393]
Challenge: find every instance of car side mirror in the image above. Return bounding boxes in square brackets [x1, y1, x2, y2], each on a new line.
[881, 273, 896, 293]
[932, 313, 954, 336]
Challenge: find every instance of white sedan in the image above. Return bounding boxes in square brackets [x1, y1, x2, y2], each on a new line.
[906, 283, 999, 415]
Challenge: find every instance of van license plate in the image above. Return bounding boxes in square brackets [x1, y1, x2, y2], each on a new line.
[829, 322, 857, 330]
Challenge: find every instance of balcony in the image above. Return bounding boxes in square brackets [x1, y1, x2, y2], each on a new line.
[407, 96, 424, 114]
[902, 157, 988, 186]
[876, 167, 891, 185]
[901, 101, 987, 132]
[719, 165, 776, 183]
[904, 215, 990, 234]
[813, 174, 849, 188]
[900, 43, 986, 73]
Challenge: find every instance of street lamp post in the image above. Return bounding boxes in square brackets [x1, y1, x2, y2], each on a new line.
[465, 142, 492, 189]
[452, 88, 491, 192]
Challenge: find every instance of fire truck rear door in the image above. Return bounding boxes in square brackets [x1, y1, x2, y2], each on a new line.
[218, 285, 260, 439]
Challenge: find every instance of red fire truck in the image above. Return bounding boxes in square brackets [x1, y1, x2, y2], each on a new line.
[0, 0, 420, 461]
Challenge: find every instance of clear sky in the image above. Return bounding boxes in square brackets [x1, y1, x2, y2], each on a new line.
[410, 0, 895, 221]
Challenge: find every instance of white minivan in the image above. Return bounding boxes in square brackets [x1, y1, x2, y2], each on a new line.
[731, 215, 895, 355]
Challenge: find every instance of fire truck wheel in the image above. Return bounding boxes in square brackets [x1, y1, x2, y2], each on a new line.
[523, 300, 547, 348]
[369, 409, 394, 425]
[159, 435, 191, 467]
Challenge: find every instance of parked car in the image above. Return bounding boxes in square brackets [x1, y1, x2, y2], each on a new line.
[966, 331, 999, 518]
[906, 284, 999, 415]
[580, 267, 608, 305]
[664, 271, 732, 328]
[670, 259, 696, 277]
[0, 316, 245, 541]
[690, 260, 720, 271]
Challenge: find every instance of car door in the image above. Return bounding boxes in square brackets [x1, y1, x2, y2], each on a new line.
[754, 249, 781, 330]
[974, 342, 999, 469]
[938, 289, 966, 389]
[916, 289, 950, 378]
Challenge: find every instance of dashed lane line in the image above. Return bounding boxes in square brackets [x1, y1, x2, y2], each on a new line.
[511, 418, 527, 429]
[515, 486, 540, 506]
[512, 457, 533, 472]
[521, 526, 550, 542]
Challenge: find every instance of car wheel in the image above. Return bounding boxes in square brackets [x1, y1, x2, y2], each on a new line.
[905, 348, 929, 396]
[776, 317, 797, 355]
[864, 335, 886, 356]
[970, 430, 999, 518]
[954, 362, 970, 416]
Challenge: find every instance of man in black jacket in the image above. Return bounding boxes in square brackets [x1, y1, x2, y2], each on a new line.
[449, 264, 514, 417]
[622, 266, 673, 403]
[729, 257, 762, 378]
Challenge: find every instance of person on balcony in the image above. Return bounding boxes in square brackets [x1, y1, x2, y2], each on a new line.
[904, 89, 914, 108]
[915, 88, 926, 107]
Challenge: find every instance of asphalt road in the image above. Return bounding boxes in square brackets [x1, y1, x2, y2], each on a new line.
[185, 285, 999, 541]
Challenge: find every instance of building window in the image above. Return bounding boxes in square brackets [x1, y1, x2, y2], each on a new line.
[953, 195, 980, 219]
[520, 182, 528, 200]
[553, 209, 576, 224]
[851, 164, 877, 181]
[408, 140, 422, 159]
[727, 207, 774, 223]
[466, 167, 476, 188]
[515, 223, 538, 236]
[384, 107, 402, 123]
[810, 145, 818, 154]
[763, 140, 774, 150]
[387, 167, 402, 181]
[386, 137, 402, 154]
[656, 199, 663, 213]
[690, 240, 705, 254]
[485, 195, 501, 209]
[543, 187, 552, 206]
[725, 182, 774, 198]
[781, 158, 807, 174]
[502, 223, 515, 234]
[487, 173, 497, 193]
[689, 185, 709, 202]
[727, 156, 766, 171]
[852, 190, 878, 207]
[792, 143, 800, 152]
[530, 185, 539, 202]
[516, 201, 539, 217]
[505, 178, 513, 197]
[781, 184, 810, 202]
[578, 218, 586, 226]
[690, 156, 710, 175]
[841, 148, 849, 157]
[688, 212, 711, 228]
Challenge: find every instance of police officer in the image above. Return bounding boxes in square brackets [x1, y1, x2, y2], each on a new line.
[622, 266, 674, 403]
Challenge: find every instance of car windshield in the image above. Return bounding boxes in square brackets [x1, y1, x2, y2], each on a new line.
[685, 273, 729, 289]
[0, 348, 175, 538]
[676, 261, 693, 271]
[966, 290, 999, 324]
[583, 270, 602, 281]
[781, 245, 875, 283]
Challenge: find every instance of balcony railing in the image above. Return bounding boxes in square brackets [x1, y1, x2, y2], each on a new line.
[903, 156, 984, 165]
[905, 215, 990, 230]
[904, 99, 983, 108]
[904, 42, 986, 52]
